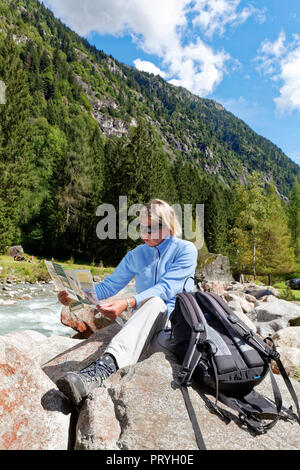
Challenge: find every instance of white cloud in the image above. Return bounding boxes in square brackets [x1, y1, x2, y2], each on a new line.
[43, 0, 260, 97]
[133, 59, 166, 78]
[260, 31, 287, 58]
[191, 0, 266, 37]
[167, 39, 230, 96]
[256, 32, 300, 113]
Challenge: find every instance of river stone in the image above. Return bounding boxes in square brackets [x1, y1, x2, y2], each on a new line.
[247, 299, 300, 337]
[0, 329, 82, 366]
[42, 323, 122, 383]
[273, 327, 300, 349]
[60, 305, 111, 339]
[0, 339, 72, 450]
[76, 351, 300, 450]
[270, 347, 300, 378]
[42, 325, 300, 450]
[75, 387, 121, 450]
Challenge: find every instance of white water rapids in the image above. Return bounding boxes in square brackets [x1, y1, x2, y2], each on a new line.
[0, 282, 74, 337]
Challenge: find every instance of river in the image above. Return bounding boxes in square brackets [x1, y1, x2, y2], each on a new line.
[0, 282, 74, 337]
[0, 281, 136, 338]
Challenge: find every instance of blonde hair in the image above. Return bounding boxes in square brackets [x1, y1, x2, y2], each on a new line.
[140, 199, 182, 237]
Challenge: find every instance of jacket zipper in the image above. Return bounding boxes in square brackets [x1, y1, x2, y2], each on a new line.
[154, 247, 161, 284]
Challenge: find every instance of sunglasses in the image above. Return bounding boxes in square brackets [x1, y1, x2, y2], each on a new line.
[140, 222, 164, 234]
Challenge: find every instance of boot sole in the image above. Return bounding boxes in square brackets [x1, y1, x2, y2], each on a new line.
[56, 376, 84, 406]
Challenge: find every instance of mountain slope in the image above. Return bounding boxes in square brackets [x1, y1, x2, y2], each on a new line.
[0, 0, 299, 198]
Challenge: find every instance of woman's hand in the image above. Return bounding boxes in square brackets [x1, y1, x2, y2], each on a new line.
[58, 290, 72, 306]
[97, 299, 128, 321]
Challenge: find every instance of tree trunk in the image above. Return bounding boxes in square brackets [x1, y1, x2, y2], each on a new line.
[253, 237, 256, 280]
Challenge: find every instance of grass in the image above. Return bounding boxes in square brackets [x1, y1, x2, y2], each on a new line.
[273, 281, 300, 301]
[0, 255, 115, 283]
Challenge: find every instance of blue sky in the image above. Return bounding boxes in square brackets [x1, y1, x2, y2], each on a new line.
[43, 0, 300, 167]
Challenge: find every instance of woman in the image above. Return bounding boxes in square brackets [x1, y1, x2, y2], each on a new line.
[56, 199, 198, 405]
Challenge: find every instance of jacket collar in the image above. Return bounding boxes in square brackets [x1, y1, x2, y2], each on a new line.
[147, 235, 174, 256]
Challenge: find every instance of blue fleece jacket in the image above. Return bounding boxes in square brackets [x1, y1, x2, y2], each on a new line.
[95, 236, 198, 316]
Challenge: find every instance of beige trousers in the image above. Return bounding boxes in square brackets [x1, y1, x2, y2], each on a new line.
[105, 296, 173, 369]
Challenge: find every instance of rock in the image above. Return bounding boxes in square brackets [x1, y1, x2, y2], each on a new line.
[21, 294, 32, 301]
[9, 245, 24, 258]
[75, 387, 121, 450]
[42, 323, 122, 383]
[244, 288, 277, 299]
[0, 335, 72, 450]
[195, 253, 234, 283]
[270, 347, 300, 378]
[272, 327, 300, 349]
[1, 325, 300, 450]
[60, 305, 113, 339]
[247, 299, 300, 338]
[202, 280, 225, 296]
[222, 294, 257, 331]
[226, 297, 244, 314]
[269, 327, 300, 378]
[73, 352, 300, 450]
[223, 292, 255, 314]
[0, 329, 82, 366]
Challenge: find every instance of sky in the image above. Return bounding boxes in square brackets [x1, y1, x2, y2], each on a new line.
[42, 0, 300, 167]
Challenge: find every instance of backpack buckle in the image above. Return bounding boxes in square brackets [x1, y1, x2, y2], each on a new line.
[228, 315, 238, 324]
[194, 323, 204, 333]
[178, 367, 191, 385]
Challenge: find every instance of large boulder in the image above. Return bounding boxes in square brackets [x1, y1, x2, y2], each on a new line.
[9, 245, 24, 258]
[0, 330, 75, 450]
[247, 299, 300, 338]
[42, 326, 300, 451]
[270, 327, 300, 378]
[73, 353, 300, 450]
[1, 324, 300, 451]
[195, 253, 234, 283]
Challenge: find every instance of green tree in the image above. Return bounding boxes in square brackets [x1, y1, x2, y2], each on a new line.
[0, 32, 32, 251]
[231, 174, 295, 282]
[259, 183, 295, 284]
[288, 179, 300, 264]
[230, 173, 267, 278]
[48, 113, 105, 257]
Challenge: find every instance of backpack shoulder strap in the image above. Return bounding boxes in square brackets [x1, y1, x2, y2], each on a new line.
[180, 385, 207, 450]
[176, 292, 208, 386]
[176, 292, 208, 450]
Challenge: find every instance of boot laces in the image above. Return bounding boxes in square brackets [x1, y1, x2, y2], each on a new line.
[80, 356, 116, 383]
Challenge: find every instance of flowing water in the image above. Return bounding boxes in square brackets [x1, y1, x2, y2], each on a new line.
[0, 282, 74, 337]
[0, 281, 136, 338]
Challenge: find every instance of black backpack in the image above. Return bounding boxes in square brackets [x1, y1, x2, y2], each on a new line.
[169, 283, 300, 450]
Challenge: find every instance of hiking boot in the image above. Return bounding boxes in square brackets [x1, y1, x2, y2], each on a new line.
[56, 353, 118, 405]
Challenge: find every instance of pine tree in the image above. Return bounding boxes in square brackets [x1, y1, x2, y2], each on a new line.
[48, 113, 105, 256]
[288, 179, 300, 264]
[0, 32, 32, 252]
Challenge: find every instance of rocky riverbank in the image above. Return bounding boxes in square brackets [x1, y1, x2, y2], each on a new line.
[0, 280, 300, 450]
